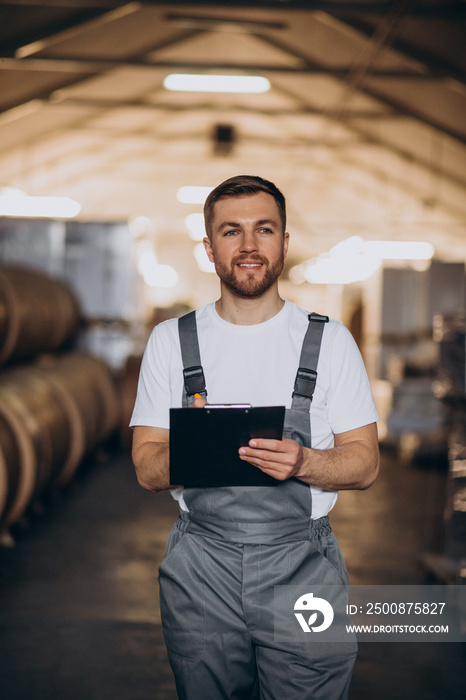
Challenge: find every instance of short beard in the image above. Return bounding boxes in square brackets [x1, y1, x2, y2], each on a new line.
[214, 253, 285, 298]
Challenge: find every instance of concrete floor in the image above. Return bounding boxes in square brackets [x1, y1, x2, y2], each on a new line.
[0, 446, 465, 700]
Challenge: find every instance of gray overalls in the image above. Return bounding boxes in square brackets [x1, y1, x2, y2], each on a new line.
[158, 312, 357, 700]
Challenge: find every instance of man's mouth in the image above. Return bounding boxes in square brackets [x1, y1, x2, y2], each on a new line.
[237, 262, 263, 269]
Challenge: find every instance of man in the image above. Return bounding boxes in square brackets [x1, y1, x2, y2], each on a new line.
[131, 175, 379, 699]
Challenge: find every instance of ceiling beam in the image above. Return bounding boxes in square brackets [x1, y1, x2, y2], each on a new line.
[148, 1, 466, 19]
[349, 79, 466, 146]
[249, 22, 466, 146]
[0, 28, 208, 113]
[1, 1, 121, 5]
[2, 0, 466, 17]
[0, 2, 134, 58]
[0, 55, 439, 79]
[45, 95, 397, 119]
[141, 1, 466, 19]
[246, 56, 466, 192]
[339, 16, 466, 88]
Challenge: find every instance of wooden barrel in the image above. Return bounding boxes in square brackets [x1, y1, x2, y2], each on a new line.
[62, 353, 121, 442]
[39, 353, 121, 456]
[0, 396, 36, 533]
[35, 361, 87, 489]
[0, 367, 72, 504]
[0, 352, 120, 533]
[0, 413, 17, 525]
[0, 264, 81, 364]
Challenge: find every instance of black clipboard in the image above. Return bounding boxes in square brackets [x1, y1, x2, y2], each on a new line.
[169, 405, 285, 487]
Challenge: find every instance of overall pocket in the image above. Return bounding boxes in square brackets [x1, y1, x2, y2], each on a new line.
[158, 531, 206, 660]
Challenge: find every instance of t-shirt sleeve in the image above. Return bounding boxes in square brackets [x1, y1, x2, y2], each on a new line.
[129, 323, 173, 430]
[326, 323, 379, 435]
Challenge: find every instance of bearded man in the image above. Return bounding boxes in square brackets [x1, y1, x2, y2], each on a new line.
[131, 175, 379, 700]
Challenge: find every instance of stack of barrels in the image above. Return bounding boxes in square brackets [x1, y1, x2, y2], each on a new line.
[0, 264, 120, 542]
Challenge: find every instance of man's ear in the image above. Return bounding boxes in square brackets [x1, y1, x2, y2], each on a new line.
[203, 236, 215, 263]
[283, 231, 290, 259]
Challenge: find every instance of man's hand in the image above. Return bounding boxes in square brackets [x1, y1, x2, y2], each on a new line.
[191, 394, 207, 408]
[239, 438, 304, 481]
[238, 423, 379, 491]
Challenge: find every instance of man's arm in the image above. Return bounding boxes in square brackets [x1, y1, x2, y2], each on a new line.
[238, 422, 379, 491]
[132, 425, 171, 492]
[131, 397, 206, 492]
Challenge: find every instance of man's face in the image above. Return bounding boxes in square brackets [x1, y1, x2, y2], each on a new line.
[204, 192, 289, 298]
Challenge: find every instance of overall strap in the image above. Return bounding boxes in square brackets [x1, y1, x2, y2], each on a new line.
[178, 311, 207, 408]
[284, 312, 329, 446]
[293, 312, 329, 404]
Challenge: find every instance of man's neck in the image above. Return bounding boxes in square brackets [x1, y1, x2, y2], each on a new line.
[215, 286, 285, 325]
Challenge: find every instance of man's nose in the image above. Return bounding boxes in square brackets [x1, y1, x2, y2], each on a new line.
[240, 230, 257, 252]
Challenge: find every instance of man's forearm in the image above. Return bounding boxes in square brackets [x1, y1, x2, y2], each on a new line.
[131, 405, 204, 493]
[133, 441, 172, 492]
[295, 440, 379, 491]
[239, 423, 379, 490]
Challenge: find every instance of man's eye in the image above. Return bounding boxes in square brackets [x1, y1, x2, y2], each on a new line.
[259, 228, 272, 234]
[224, 230, 237, 236]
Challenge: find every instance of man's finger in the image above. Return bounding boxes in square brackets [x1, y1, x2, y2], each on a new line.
[190, 394, 207, 408]
[248, 438, 286, 451]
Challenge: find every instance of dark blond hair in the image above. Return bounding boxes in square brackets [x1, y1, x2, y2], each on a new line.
[204, 175, 286, 239]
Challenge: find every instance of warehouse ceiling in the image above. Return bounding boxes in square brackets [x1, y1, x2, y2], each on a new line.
[0, 0, 465, 279]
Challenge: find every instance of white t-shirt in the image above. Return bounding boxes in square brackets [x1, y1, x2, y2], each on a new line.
[130, 300, 379, 518]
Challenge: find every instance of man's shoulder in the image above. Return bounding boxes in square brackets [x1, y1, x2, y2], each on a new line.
[287, 301, 341, 331]
[146, 316, 180, 354]
[286, 303, 356, 358]
[150, 303, 212, 336]
[192, 302, 214, 320]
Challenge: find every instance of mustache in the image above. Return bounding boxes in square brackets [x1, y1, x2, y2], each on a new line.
[233, 254, 268, 264]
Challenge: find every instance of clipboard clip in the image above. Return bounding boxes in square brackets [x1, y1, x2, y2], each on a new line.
[204, 403, 251, 410]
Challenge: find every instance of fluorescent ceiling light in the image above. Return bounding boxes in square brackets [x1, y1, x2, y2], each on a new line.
[164, 74, 270, 93]
[363, 240, 434, 260]
[177, 186, 213, 204]
[185, 213, 206, 241]
[329, 235, 364, 257]
[0, 187, 81, 219]
[304, 255, 382, 285]
[292, 236, 435, 286]
[329, 236, 434, 262]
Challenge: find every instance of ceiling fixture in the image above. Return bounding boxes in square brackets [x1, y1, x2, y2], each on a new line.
[164, 74, 270, 94]
[177, 186, 213, 204]
[363, 240, 435, 260]
[302, 255, 382, 285]
[0, 187, 81, 219]
[212, 123, 236, 156]
[290, 236, 435, 286]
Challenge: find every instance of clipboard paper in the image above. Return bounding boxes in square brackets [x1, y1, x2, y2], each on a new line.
[169, 406, 285, 487]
